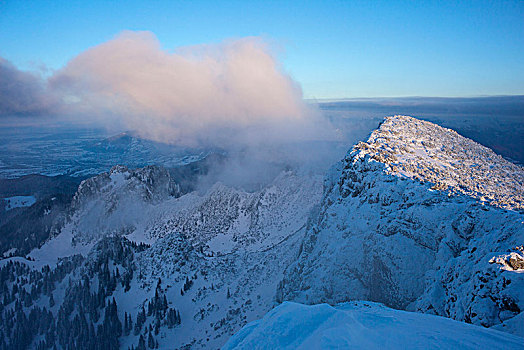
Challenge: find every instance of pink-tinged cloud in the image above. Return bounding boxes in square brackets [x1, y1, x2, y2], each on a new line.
[48, 31, 324, 147]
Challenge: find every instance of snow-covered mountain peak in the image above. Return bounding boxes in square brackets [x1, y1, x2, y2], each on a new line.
[348, 115, 524, 210]
[64, 165, 183, 245]
[73, 164, 180, 210]
[280, 115, 524, 335]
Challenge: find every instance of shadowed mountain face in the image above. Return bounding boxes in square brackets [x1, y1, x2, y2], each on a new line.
[279, 116, 524, 334]
[0, 175, 85, 256]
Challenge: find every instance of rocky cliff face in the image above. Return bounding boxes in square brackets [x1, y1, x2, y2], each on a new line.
[279, 115, 524, 335]
[68, 165, 181, 243]
[72, 164, 181, 210]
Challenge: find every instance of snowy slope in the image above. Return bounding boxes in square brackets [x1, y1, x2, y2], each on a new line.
[21, 164, 323, 349]
[352, 115, 523, 210]
[3, 115, 523, 349]
[223, 301, 524, 350]
[3, 195, 36, 211]
[123, 171, 323, 348]
[145, 170, 321, 253]
[279, 115, 524, 334]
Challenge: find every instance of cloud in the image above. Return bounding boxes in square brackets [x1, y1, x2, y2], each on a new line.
[0, 58, 55, 116]
[48, 31, 327, 148]
[1, 32, 343, 188]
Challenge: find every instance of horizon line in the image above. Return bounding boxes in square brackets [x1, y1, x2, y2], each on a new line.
[306, 94, 524, 103]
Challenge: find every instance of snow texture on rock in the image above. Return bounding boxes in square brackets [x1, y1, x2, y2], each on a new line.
[279, 115, 524, 335]
[25, 165, 322, 349]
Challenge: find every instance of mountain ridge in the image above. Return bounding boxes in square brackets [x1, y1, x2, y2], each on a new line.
[350, 115, 523, 210]
[279, 115, 524, 334]
[1, 115, 522, 349]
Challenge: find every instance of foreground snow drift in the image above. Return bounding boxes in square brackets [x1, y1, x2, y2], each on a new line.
[224, 301, 524, 350]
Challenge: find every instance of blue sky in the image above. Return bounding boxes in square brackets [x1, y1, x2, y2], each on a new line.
[1, 0, 523, 99]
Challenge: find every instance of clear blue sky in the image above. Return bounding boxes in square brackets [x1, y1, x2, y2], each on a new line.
[1, 0, 523, 99]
